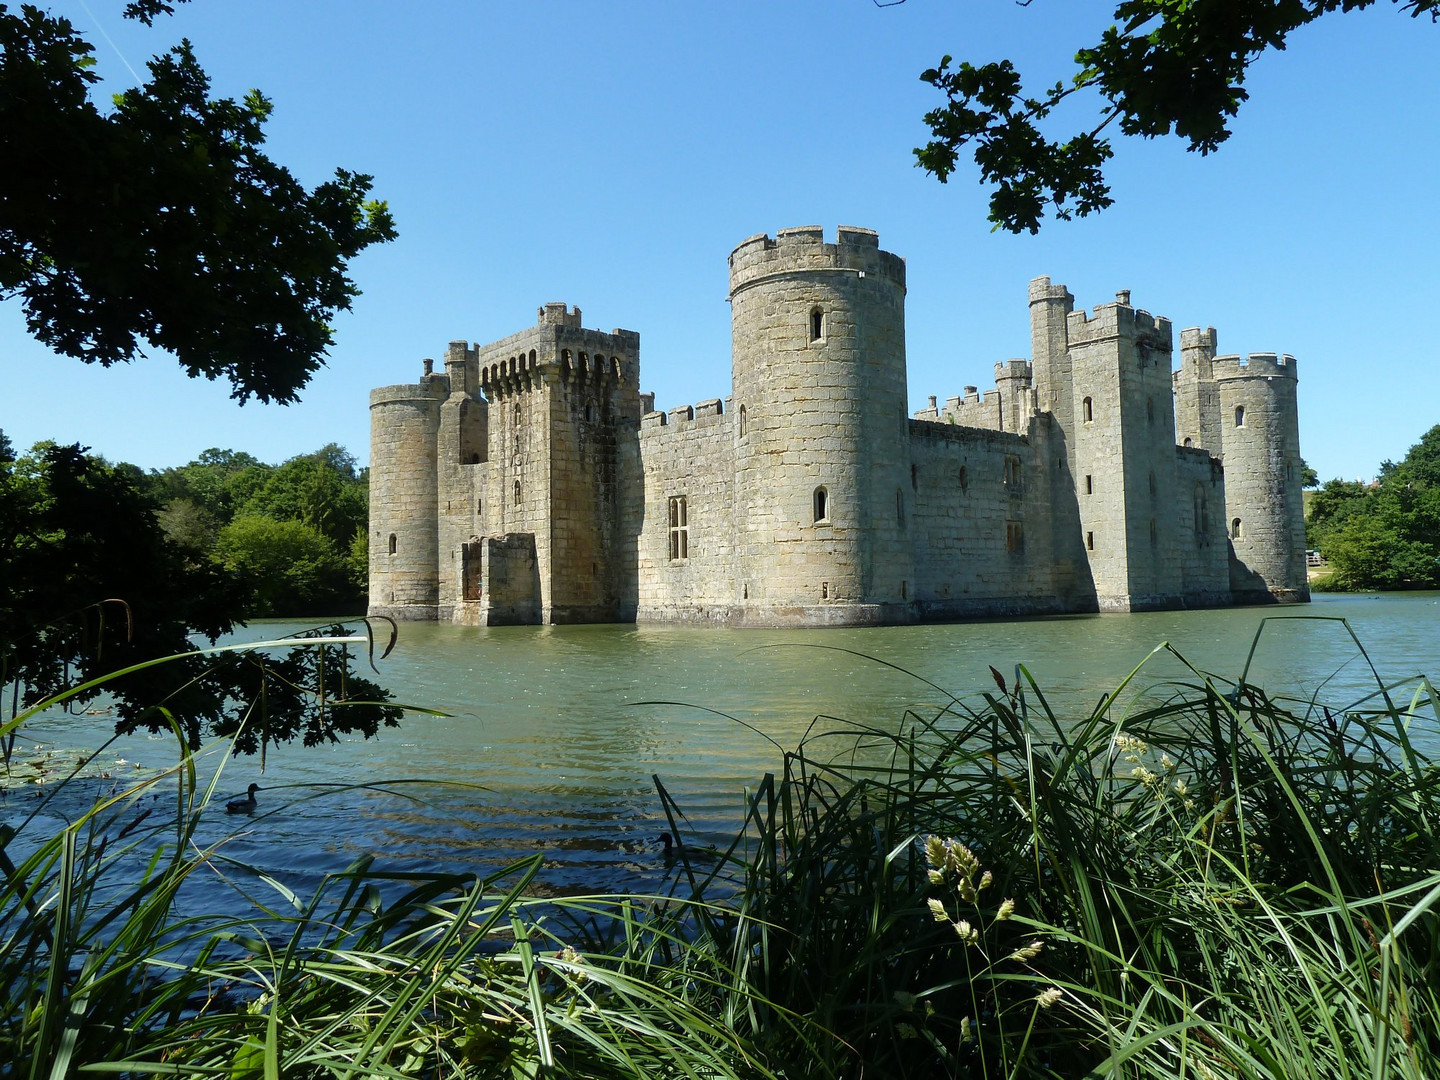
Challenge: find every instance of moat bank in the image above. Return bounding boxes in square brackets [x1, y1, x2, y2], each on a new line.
[29, 593, 1439, 901]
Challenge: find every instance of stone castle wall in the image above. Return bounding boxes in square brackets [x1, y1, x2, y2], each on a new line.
[369, 226, 1307, 627]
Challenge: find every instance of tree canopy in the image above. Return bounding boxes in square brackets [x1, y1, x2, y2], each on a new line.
[0, 439, 399, 752]
[0, 0, 395, 402]
[1307, 425, 1440, 590]
[151, 443, 369, 617]
[913, 0, 1439, 233]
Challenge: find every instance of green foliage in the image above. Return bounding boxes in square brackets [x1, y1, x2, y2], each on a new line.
[0, 643, 774, 1080]
[235, 442, 367, 550]
[0, 1, 395, 402]
[1308, 425, 1440, 589]
[150, 443, 369, 616]
[348, 525, 369, 590]
[668, 627, 1440, 1077]
[215, 514, 357, 618]
[914, 0, 1440, 232]
[0, 442, 396, 751]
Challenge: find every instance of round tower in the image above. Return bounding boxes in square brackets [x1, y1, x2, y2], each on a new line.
[728, 225, 911, 626]
[1214, 353, 1308, 603]
[368, 366, 447, 619]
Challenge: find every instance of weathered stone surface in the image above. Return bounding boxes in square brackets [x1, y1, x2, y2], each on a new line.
[369, 229, 1306, 627]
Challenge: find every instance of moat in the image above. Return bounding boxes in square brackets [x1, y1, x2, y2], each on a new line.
[24, 593, 1440, 902]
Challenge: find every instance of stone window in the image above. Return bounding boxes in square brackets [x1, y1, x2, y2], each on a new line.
[1231, 517, 1243, 540]
[911, 463, 918, 491]
[1004, 454, 1023, 490]
[1082, 396, 1094, 423]
[813, 486, 829, 524]
[668, 496, 689, 561]
[1006, 520, 1024, 554]
[1086, 530, 1095, 551]
[959, 465, 968, 492]
[1235, 405, 1245, 428]
[585, 400, 597, 422]
[1183, 436, 1193, 447]
[477, 498, 483, 515]
[1085, 474, 1093, 495]
[1147, 398, 1155, 427]
[1194, 486, 1209, 539]
[738, 404, 747, 437]
[896, 488, 905, 528]
[809, 307, 825, 343]
[1148, 470, 1157, 496]
[514, 479, 522, 505]
[821, 581, 828, 600]
[387, 533, 397, 555]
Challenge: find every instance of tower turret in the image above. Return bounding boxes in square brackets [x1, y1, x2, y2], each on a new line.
[1213, 353, 1307, 602]
[1174, 326, 1221, 451]
[728, 226, 911, 625]
[1063, 290, 1180, 609]
[369, 364, 448, 619]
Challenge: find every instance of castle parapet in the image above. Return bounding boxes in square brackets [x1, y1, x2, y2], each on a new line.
[728, 225, 906, 297]
[370, 378, 448, 408]
[1212, 353, 1298, 380]
[538, 302, 583, 328]
[1180, 326, 1218, 353]
[1066, 300, 1173, 347]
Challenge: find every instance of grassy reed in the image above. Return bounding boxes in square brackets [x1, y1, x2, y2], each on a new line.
[655, 618, 1440, 1078]
[0, 636, 778, 1079]
[6, 618, 1439, 1078]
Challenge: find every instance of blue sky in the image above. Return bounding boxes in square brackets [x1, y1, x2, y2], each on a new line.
[3, 1, 1435, 483]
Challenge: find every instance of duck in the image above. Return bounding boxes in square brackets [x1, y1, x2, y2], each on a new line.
[226, 783, 260, 814]
[657, 832, 724, 863]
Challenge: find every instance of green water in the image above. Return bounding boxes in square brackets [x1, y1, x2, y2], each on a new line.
[14, 593, 1440, 896]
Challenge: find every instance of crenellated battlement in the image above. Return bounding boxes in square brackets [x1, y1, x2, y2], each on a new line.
[474, 316, 641, 397]
[639, 398, 728, 434]
[1179, 326, 1218, 354]
[1212, 352, 1298, 381]
[370, 377, 448, 409]
[728, 224, 905, 298]
[1065, 297, 1173, 347]
[538, 302, 582, 327]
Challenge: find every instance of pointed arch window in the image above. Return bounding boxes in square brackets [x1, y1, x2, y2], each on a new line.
[809, 307, 825, 343]
[813, 486, 829, 524]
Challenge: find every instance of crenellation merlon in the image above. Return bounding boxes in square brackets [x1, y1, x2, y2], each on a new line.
[1065, 301, 1173, 347]
[1180, 326, 1218, 353]
[1027, 275, 1073, 307]
[728, 225, 906, 296]
[1212, 352, 1298, 380]
[538, 302, 583, 328]
[994, 359, 1033, 381]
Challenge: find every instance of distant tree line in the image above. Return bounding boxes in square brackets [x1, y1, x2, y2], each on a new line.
[1307, 424, 1440, 590]
[150, 443, 369, 616]
[0, 432, 393, 752]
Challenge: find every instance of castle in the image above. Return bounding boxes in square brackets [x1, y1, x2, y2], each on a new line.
[368, 226, 1307, 627]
